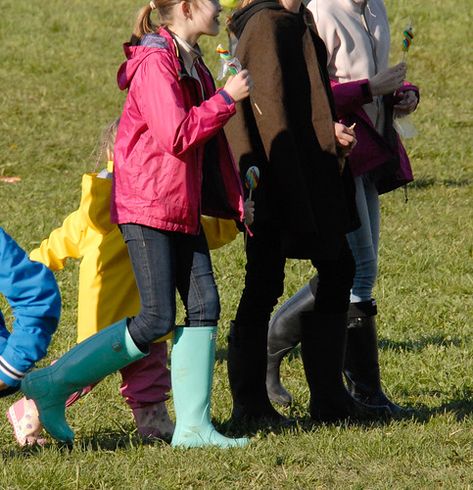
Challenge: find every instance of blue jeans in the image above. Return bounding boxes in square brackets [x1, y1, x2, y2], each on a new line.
[120, 224, 220, 348]
[346, 174, 380, 303]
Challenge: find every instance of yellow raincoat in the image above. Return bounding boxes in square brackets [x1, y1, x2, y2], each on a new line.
[30, 172, 240, 343]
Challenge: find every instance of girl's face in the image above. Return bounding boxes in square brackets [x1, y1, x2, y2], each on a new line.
[190, 0, 222, 37]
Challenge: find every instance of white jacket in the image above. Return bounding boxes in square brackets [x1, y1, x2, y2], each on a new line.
[308, 0, 391, 132]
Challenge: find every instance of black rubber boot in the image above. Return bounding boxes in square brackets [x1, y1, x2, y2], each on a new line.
[300, 310, 391, 423]
[228, 321, 287, 426]
[344, 301, 403, 415]
[266, 284, 314, 406]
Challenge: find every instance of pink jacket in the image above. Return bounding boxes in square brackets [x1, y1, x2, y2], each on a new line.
[111, 28, 245, 234]
[331, 79, 417, 186]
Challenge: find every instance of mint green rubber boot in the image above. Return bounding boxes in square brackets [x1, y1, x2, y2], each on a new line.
[21, 319, 145, 443]
[171, 326, 249, 448]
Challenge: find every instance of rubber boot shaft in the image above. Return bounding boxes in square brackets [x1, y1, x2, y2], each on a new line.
[171, 325, 249, 448]
[228, 321, 284, 424]
[266, 283, 314, 405]
[344, 301, 402, 414]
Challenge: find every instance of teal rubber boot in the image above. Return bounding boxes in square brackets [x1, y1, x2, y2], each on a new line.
[171, 326, 249, 448]
[21, 319, 145, 443]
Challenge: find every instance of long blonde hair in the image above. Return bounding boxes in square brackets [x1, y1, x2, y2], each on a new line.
[94, 118, 120, 170]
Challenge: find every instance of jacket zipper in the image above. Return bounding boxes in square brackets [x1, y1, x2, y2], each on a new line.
[360, 2, 381, 129]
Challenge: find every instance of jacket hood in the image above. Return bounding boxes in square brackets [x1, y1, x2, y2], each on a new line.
[309, 0, 368, 21]
[117, 32, 170, 90]
[229, 0, 284, 39]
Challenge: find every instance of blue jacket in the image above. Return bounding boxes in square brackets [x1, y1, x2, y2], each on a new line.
[0, 228, 61, 390]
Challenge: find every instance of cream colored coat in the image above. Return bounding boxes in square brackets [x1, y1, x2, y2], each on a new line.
[308, 0, 390, 132]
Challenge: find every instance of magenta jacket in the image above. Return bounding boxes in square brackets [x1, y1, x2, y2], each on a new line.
[331, 79, 418, 193]
[111, 28, 245, 234]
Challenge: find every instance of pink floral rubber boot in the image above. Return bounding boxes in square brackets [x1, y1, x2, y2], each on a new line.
[7, 397, 47, 447]
[7, 385, 94, 447]
[132, 401, 175, 442]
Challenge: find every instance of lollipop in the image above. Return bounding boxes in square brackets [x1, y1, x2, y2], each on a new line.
[245, 166, 260, 201]
[401, 24, 414, 59]
[216, 44, 242, 80]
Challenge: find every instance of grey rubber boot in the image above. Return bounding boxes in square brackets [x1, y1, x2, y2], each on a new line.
[266, 284, 314, 405]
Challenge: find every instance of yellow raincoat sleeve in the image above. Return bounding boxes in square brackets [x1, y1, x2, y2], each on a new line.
[29, 211, 87, 270]
[29, 174, 114, 269]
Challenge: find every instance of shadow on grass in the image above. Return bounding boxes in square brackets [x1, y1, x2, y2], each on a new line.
[378, 333, 463, 352]
[215, 347, 227, 363]
[218, 333, 463, 361]
[400, 392, 473, 423]
[410, 177, 472, 189]
[230, 395, 473, 436]
[1, 430, 168, 459]
[1, 439, 77, 460]
[73, 430, 170, 451]
[217, 416, 298, 439]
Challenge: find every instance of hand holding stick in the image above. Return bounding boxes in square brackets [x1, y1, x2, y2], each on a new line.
[244, 166, 260, 247]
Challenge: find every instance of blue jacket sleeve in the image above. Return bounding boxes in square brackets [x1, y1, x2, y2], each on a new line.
[0, 228, 61, 387]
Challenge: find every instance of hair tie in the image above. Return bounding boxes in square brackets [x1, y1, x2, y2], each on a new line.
[149, 1, 157, 9]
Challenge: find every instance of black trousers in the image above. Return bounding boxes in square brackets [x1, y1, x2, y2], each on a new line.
[234, 222, 355, 337]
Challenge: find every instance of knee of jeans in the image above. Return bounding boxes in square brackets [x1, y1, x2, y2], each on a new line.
[188, 288, 220, 324]
[138, 309, 174, 338]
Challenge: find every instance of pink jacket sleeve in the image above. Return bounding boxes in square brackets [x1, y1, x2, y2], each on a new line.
[330, 79, 373, 117]
[330, 79, 420, 118]
[137, 54, 236, 157]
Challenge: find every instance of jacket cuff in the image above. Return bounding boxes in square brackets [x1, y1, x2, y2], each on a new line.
[395, 82, 420, 106]
[0, 352, 25, 387]
[217, 89, 234, 105]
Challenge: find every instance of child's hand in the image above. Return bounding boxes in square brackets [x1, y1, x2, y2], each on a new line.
[224, 70, 252, 102]
[394, 90, 418, 117]
[244, 198, 255, 226]
[334, 122, 357, 157]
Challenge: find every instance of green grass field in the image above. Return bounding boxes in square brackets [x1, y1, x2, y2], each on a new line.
[1, 0, 472, 488]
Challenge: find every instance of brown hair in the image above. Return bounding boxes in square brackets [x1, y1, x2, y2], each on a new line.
[238, 0, 283, 8]
[238, 0, 252, 8]
[131, 1, 189, 44]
